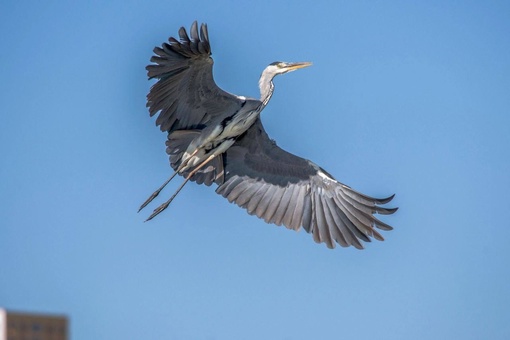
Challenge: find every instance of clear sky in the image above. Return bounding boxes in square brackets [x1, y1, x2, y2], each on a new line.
[1, 1, 509, 339]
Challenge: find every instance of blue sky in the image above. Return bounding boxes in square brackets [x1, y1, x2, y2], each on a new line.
[1, 1, 509, 339]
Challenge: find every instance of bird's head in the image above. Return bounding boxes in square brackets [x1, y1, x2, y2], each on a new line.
[264, 61, 312, 77]
[258, 61, 312, 105]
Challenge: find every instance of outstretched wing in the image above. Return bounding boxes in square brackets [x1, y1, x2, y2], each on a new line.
[146, 21, 244, 133]
[216, 118, 397, 249]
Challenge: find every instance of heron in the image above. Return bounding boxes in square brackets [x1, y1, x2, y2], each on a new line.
[139, 21, 397, 249]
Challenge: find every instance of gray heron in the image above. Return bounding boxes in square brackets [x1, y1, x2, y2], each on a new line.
[139, 21, 397, 249]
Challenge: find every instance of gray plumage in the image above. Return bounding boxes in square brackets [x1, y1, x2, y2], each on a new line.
[140, 21, 397, 249]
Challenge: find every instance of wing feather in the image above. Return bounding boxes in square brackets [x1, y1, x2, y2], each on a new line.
[245, 183, 268, 215]
[313, 191, 333, 248]
[301, 191, 313, 233]
[263, 186, 285, 224]
[288, 185, 307, 231]
[328, 196, 366, 249]
[274, 185, 296, 226]
[255, 184, 279, 219]
[310, 194, 321, 244]
[227, 180, 250, 202]
[332, 194, 378, 240]
[216, 118, 397, 249]
[217, 176, 243, 198]
[146, 21, 245, 133]
[236, 182, 261, 207]
[323, 198, 350, 248]
[282, 185, 300, 229]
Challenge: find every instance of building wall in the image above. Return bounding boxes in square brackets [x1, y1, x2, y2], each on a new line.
[0, 309, 68, 340]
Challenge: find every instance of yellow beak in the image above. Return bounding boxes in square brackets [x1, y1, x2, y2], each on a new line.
[285, 61, 313, 72]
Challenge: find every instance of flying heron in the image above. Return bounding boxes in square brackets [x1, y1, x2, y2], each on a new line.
[139, 21, 397, 249]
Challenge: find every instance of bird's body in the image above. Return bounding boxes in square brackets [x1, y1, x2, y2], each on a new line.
[139, 21, 397, 249]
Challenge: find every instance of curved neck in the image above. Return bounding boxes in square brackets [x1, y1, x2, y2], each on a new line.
[258, 71, 275, 107]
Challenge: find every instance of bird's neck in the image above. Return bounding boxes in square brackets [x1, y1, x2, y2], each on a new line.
[259, 73, 275, 107]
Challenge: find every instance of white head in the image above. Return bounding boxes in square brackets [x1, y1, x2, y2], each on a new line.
[258, 61, 312, 105]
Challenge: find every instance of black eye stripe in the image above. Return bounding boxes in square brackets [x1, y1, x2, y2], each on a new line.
[269, 61, 283, 67]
